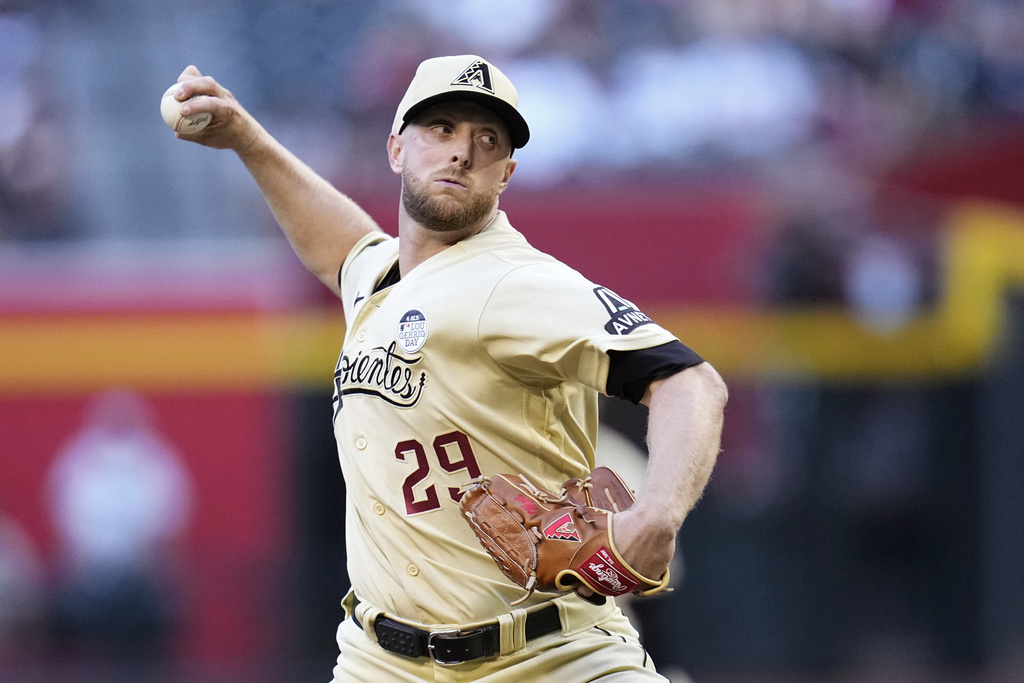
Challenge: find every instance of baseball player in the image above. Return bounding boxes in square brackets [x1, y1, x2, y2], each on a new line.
[165, 55, 727, 681]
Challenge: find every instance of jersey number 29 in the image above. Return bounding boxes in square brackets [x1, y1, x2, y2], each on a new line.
[395, 431, 481, 515]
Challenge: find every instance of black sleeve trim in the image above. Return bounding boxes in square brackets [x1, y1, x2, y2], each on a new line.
[606, 340, 705, 405]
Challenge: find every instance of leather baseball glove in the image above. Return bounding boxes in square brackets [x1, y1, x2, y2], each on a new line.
[459, 467, 671, 605]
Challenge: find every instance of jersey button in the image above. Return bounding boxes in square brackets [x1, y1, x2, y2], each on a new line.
[356, 330, 367, 342]
[373, 502, 385, 516]
[356, 437, 367, 450]
[407, 564, 420, 577]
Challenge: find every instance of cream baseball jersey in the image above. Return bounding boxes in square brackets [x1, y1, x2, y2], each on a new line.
[333, 211, 679, 626]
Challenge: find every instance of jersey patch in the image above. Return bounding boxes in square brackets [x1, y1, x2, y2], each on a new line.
[594, 287, 654, 335]
[452, 60, 494, 93]
[397, 309, 429, 353]
[543, 512, 581, 542]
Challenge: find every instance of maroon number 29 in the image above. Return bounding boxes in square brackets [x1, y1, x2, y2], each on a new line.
[395, 431, 481, 515]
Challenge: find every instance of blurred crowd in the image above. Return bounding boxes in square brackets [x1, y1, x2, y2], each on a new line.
[0, 0, 1023, 243]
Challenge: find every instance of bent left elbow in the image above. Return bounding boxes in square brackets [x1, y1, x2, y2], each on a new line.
[644, 361, 728, 411]
[694, 361, 729, 411]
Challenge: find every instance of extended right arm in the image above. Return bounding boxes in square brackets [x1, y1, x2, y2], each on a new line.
[167, 66, 381, 296]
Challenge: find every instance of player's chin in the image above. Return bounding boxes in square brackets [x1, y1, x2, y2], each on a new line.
[430, 185, 470, 203]
[430, 193, 476, 217]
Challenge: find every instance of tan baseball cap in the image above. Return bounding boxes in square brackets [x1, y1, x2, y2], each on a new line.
[391, 55, 530, 150]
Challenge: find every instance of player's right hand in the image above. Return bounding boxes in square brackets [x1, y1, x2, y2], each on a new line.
[166, 66, 264, 155]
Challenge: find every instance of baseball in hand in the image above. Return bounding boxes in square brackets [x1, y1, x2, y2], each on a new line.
[160, 83, 212, 134]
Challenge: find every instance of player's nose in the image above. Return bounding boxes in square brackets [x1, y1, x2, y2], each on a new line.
[449, 130, 473, 168]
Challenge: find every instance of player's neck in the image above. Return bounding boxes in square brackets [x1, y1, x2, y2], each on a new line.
[396, 206, 497, 276]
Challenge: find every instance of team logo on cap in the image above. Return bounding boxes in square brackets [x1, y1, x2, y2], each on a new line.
[452, 60, 494, 93]
[397, 309, 429, 352]
[543, 513, 581, 542]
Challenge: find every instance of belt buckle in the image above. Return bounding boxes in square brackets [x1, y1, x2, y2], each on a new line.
[426, 627, 488, 665]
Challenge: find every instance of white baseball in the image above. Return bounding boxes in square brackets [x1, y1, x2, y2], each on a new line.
[160, 83, 212, 134]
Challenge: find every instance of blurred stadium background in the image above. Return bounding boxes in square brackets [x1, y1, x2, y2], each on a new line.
[2, 0, 1024, 681]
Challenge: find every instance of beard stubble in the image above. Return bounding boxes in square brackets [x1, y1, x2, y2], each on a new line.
[402, 168, 500, 234]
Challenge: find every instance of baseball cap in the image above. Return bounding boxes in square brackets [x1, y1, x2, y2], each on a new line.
[391, 55, 530, 150]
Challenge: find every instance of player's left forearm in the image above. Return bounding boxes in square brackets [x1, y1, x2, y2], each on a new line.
[637, 362, 728, 530]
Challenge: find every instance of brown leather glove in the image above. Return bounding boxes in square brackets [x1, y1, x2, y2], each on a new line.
[459, 467, 671, 605]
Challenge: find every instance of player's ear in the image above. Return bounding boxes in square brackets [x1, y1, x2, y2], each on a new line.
[496, 157, 516, 196]
[387, 133, 404, 175]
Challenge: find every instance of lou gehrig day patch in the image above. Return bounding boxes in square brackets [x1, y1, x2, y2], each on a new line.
[397, 309, 428, 353]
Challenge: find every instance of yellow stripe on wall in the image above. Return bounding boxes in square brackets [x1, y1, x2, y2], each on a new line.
[651, 202, 1024, 380]
[0, 312, 345, 392]
[1, 202, 1022, 392]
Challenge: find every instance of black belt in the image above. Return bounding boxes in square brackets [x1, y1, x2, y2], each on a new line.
[353, 600, 561, 665]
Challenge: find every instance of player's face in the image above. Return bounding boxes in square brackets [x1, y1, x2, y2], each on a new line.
[389, 102, 517, 234]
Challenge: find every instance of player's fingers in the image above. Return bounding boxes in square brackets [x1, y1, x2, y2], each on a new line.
[178, 64, 202, 81]
[176, 99, 260, 152]
[178, 95, 231, 132]
[179, 86, 241, 120]
[177, 96, 208, 120]
[171, 66, 232, 104]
